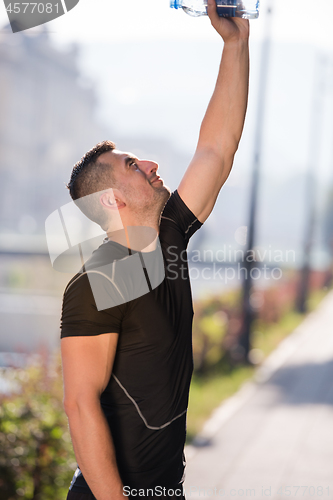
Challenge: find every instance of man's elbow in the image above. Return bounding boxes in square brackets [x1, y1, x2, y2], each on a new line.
[63, 393, 100, 418]
[196, 142, 236, 168]
[220, 136, 239, 161]
[63, 396, 81, 418]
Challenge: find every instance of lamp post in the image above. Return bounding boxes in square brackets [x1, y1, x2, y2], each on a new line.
[233, 0, 274, 363]
[296, 54, 326, 313]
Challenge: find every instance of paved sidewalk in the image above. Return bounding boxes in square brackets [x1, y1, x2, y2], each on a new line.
[184, 291, 333, 500]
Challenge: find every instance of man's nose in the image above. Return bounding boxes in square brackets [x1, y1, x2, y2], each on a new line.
[138, 159, 158, 176]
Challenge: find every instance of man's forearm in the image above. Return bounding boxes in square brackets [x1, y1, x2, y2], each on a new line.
[197, 37, 249, 159]
[66, 399, 124, 500]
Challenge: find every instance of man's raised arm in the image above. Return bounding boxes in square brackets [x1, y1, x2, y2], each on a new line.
[177, 0, 250, 223]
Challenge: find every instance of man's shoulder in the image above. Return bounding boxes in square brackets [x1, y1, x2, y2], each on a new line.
[160, 189, 203, 239]
[161, 190, 179, 215]
[63, 270, 92, 303]
[63, 240, 128, 295]
[160, 190, 184, 226]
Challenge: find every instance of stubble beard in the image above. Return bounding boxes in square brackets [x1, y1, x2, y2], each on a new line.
[136, 183, 171, 227]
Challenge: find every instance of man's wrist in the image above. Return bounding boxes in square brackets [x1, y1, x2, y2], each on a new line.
[223, 37, 249, 49]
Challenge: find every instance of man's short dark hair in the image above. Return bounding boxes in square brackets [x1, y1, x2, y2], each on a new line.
[67, 140, 117, 229]
[67, 140, 116, 201]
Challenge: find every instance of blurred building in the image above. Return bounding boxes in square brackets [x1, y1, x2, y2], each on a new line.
[0, 23, 108, 235]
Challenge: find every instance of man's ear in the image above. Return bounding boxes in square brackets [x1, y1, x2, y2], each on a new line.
[100, 189, 126, 211]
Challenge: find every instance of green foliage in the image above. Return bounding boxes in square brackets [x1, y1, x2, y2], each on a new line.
[192, 291, 241, 374]
[187, 363, 255, 441]
[0, 352, 76, 500]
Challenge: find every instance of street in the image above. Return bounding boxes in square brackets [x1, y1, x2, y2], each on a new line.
[184, 291, 333, 500]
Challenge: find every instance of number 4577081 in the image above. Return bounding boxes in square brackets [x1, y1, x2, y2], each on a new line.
[6, 3, 59, 14]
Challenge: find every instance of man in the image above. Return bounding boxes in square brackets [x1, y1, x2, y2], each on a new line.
[61, 1, 249, 499]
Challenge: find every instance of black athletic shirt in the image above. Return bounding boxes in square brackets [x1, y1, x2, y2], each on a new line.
[61, 190, 203, 495]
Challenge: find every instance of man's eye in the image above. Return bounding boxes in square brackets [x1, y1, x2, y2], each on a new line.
[130, 161, 139, 169]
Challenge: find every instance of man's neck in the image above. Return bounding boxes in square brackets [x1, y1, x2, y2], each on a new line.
[106, 225, 159, 253]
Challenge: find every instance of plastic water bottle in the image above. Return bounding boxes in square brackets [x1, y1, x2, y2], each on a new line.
[170, 0, 259, 19]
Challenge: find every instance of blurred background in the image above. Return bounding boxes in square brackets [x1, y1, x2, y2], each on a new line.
[1, 0, 333, 498]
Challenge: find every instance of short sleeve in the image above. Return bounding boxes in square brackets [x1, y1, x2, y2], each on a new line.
[161, 190, 203, 242]
[60, 272, 125, 338]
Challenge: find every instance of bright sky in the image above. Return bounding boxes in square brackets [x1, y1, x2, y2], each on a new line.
[1, 0, 333, 184]
[0, 0, 333, 48]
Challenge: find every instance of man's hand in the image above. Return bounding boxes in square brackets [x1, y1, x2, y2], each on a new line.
[207, 0, 250, 43]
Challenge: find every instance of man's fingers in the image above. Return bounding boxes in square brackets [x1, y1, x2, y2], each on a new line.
[207, 0, 250, 42]
[207, 0, 231, 34]
[207, 0, 220, 25]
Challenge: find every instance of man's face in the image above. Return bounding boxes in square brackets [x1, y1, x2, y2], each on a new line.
[99, 149, 171, 220]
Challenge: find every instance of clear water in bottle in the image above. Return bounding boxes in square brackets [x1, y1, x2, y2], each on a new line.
[170, 0, 259, 19]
